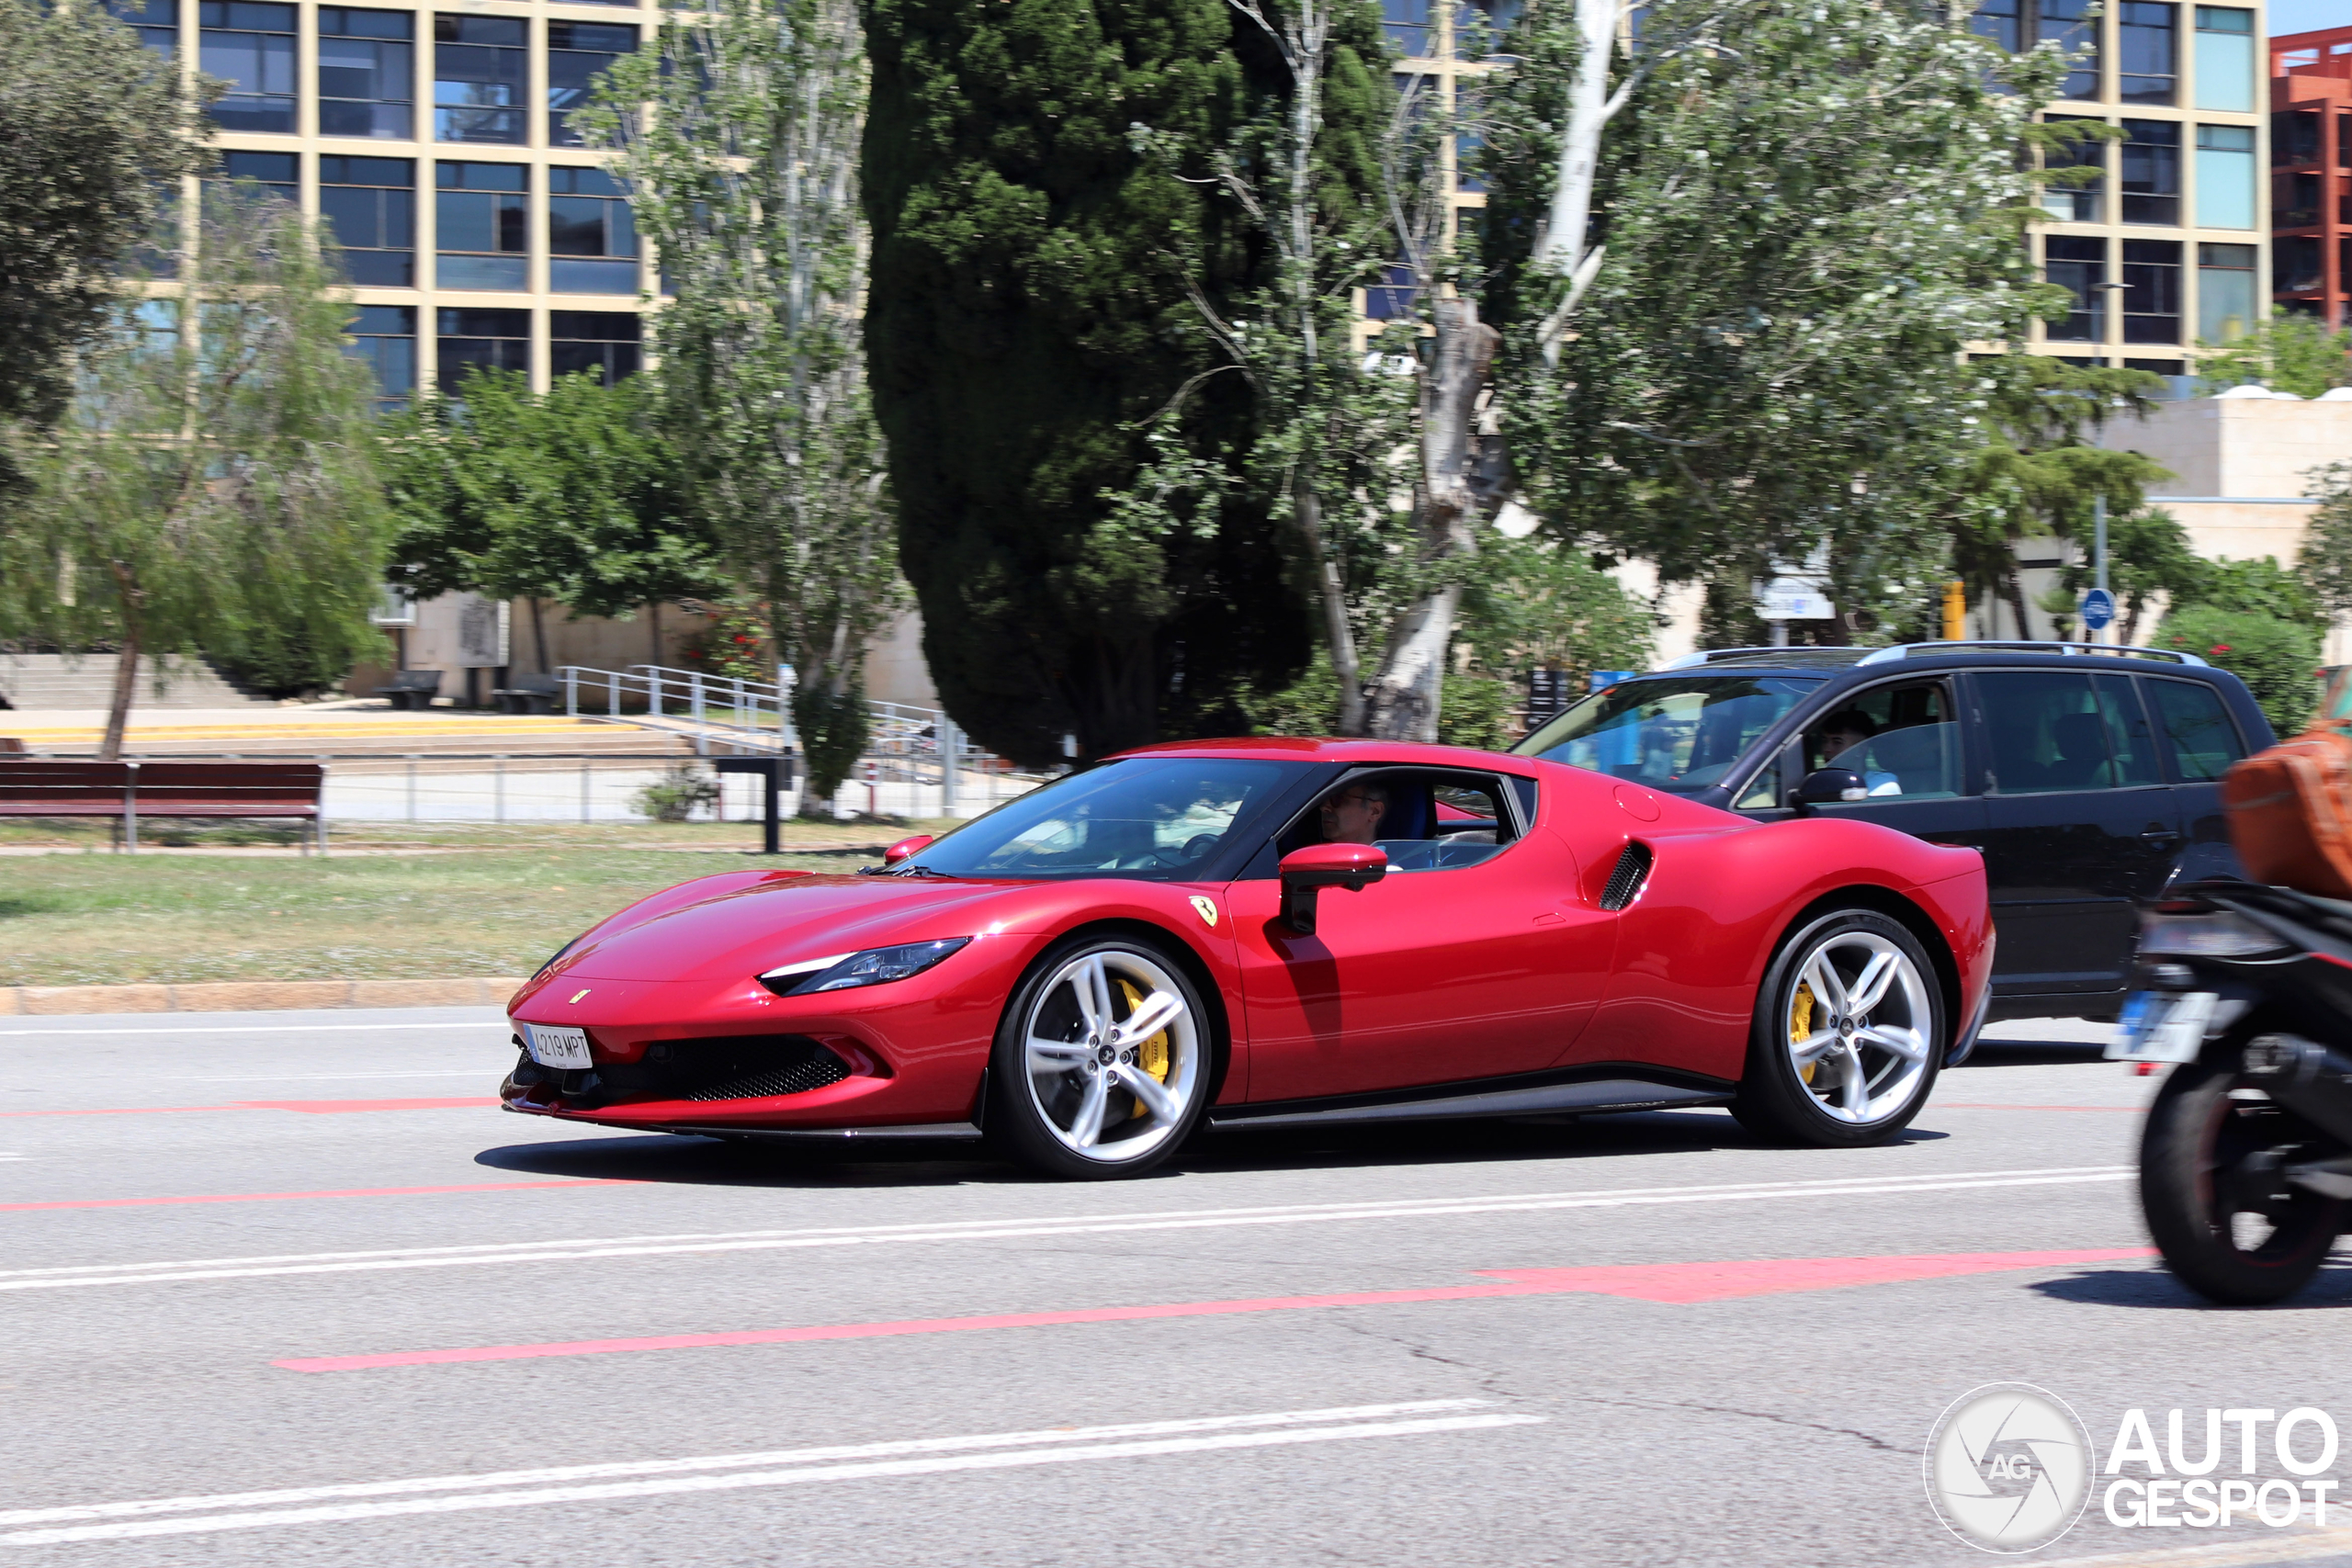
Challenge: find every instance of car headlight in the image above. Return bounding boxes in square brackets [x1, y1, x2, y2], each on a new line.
[2139, 910, 2289, 959]
[760, 938, 971, 998]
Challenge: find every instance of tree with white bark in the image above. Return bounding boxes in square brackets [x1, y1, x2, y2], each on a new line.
[582, 0, 899, 804]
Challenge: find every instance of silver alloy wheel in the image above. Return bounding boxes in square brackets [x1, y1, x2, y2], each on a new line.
[1782, 929, 1933, 1124]
[1020, 948, 1201, 1163]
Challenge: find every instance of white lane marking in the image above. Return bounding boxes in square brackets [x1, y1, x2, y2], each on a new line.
[0, 1399, 1486, 1528]
[0, 1165, 2131, 1292]
[0, 1406, 1544, 1544]
[2041, 1526, 2352, 1568]
[153, 1072, 492, 1082]
[0, 1022, 512, 1039]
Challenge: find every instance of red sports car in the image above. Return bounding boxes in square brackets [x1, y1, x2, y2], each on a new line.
[503, 739, 1993, 1178]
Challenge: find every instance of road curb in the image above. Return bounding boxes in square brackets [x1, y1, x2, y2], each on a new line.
[0, 977, 525, 1016]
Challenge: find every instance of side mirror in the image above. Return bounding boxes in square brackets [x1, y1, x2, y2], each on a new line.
[1792, 768, 1870, 810]
[882, 833, 935, 866]
[1277, 843, 1388, 934]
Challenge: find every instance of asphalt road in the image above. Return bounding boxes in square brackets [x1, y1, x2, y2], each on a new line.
[2, 1008, 2347, 1568]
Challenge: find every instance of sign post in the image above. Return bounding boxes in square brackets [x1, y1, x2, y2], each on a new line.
[2093, 493, 2110, 644]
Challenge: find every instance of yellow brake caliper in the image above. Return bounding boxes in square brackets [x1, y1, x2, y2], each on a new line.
[1115, 979, 1171, 1087]
[1791, 981, 1817, 1084]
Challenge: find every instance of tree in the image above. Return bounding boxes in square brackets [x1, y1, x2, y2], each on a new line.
[0, 187, 392, 757]
[380, 369, 720, 671]
[2054, 504, 2200, 646]
[0, 0, 209, 475]
[1953, 356, 2172, 640]
[588, 0, 899, 804]
[2155, 604, 2323, 737]
[1487, 0, 2079, 639]
[864, 0, 1361, 764]
[2197, 307, 2352, 400]
[2300, 460, 2352, 625]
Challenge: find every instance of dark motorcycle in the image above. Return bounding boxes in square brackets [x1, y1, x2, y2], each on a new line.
[2113, 878, 2352, 1303]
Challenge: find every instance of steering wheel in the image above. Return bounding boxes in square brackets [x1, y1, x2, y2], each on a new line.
[1140, 834, 1223, 869]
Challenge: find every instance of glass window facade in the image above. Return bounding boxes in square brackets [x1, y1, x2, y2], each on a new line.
[2120, 118, 2181, 223]
[1383, 0, 1431, 57]
[2118, 1, 2177, 105]
[548, 164, 637, 293]
[217, 149, 298, 206]
[321, 154, 414, 287]
[200, 0, 298, 134]
[2198, 242, 2256, 343]
[2191, 6, 2254, 113]
[107, 0, 179, 57]
[318, 7, 413, 139]
[2194, 123, 2255, 230]
[2121, 238, 2182, 342]
[2040, 0, 2099, 101]
[2045, 234, 2108, 340]
[434, 13, 525, 145]
[436, 161, 526, 290]
[1452, 0, 1518, 60]
[2278, 234, 2324, 294]
[346, 304, 415, 407]
[548, 21, 636, 147]
[2044, 116, 2107, 221]
[436, 306, 528, 391]
[550, 310, 639, 383]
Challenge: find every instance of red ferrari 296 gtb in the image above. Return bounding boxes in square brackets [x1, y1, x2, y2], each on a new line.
[503, 739, 1993, 1178]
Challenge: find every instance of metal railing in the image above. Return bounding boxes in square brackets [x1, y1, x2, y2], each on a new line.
[558, 664, 1046, 818]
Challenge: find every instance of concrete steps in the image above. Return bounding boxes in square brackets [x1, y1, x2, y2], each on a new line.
[0, 655, 269, 710]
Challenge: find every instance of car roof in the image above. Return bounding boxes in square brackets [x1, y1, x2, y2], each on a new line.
[1109, 737, 1541, 776]
[1650, 640, 2214, 680]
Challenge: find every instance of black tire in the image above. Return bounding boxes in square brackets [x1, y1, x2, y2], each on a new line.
[2140, 1055, 2344, 1305]
[1732, 908, 1944, 1148]
[985, 932, 1213, 1179]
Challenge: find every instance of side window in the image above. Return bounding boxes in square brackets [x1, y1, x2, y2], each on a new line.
[1979, 671, 2140, 794]
[2146, 678, 2247, 782]
[1279, 771, 1518, 874]
[1808, 680, 1966, 799]
[2091, 674, 2162, 786]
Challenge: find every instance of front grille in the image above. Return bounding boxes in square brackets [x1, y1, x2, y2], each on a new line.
[1600, 841, 1654, 910]
[595, 1035, 851, 1103]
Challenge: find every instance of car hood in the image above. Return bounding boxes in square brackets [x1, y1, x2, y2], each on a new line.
[552, 873, 1044, 985]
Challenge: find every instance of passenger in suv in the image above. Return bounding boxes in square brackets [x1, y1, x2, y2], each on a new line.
[1513, 641, 2276, 1027]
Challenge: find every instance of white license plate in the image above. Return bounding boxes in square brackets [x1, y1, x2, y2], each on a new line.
[2105, 990, 2218, 1065]
[525, 1024, 593, 1070]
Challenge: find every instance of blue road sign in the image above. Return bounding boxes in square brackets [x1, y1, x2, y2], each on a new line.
[2081, 588, 2116, 630]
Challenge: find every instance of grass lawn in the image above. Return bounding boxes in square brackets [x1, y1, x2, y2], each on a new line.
[0, 843, 893, 986]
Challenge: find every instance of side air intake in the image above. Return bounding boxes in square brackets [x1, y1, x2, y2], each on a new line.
[1599, 842, 1654, 911]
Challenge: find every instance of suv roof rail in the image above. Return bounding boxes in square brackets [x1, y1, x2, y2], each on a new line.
[1658, 647, 1863, 670]
[1852, 640, 2209, 668]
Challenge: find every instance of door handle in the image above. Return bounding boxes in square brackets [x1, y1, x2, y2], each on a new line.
[2139, 825, 2180, 843]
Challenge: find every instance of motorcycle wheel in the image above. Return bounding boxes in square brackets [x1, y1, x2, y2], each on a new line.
[2141, 1056, 2345, 1306]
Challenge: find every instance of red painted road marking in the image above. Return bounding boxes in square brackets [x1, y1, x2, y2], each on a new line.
[276, 1247, 2155, 1373]
[0, 1179, 639, 1213]
[0, 1098, 496, 1119]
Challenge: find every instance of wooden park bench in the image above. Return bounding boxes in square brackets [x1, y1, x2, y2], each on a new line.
[492, 672, 561, 715]
[374, 669, 442, 710]
[0, 759, 327, 852]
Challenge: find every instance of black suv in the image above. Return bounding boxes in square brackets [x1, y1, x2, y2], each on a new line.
[1512, 641, 2276, 1024]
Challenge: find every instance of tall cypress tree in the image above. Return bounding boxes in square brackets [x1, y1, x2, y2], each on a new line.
[862, 0, 1335, 763]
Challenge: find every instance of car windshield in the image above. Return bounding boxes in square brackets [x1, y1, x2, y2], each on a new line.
[908, 758, 1303, 879]
[1516, 674, 1825, 792]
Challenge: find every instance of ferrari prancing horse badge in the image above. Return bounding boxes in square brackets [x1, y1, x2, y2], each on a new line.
[1189, 896, 1219, 928]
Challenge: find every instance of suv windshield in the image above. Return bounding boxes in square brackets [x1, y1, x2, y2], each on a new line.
[908, 758, 1304, 879]
[1516, 674, 1825, 792]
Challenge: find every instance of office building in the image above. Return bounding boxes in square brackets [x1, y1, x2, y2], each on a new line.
[1984, 0, 2271, 374]
[2270, 23, 2352, 327]
[115, 0, 655, 405]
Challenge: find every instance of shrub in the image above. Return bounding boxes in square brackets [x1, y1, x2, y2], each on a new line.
[2154, 605, 2323, 739]
[632, 761, 720, 822]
